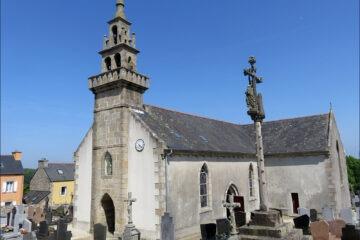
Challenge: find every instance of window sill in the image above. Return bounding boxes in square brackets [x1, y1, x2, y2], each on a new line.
[199, 207, 212, 214]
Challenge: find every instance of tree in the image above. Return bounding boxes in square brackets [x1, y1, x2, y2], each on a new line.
[346, 155, 360, 193]
[23, 168, 36, 195]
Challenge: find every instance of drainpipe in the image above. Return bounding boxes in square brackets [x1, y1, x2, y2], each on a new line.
[163, 149, 173, 212]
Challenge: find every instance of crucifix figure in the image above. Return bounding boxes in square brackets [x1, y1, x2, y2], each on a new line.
[244, 56, 269, 211]
[124, 192, 136, 225]
[222, 195, 241, 235]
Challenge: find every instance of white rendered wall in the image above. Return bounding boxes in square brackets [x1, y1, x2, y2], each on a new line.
[128, 115, 157, 238]
[265, 155, 329, 214]
[73, 129, 93, 231]
[167, 156, 259, 239]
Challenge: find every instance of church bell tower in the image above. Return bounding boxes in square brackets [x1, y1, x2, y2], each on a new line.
[89, 0, 149, 237]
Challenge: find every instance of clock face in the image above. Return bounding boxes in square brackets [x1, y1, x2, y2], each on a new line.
[135, 139, 145, 152]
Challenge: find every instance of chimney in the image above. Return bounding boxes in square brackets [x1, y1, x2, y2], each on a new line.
[12, 150, 22, 161]
[38, 158, 49, 168]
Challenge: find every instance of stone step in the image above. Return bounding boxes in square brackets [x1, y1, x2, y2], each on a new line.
[238, 228, 304, 240]
[238, 223, 293, 238]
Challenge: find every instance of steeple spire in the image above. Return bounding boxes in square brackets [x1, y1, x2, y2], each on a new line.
[116, 0, 126, 19]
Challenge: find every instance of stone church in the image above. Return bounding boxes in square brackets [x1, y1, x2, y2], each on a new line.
[72, 1, 351, 239]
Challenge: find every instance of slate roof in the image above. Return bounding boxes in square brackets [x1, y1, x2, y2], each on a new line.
[23, 190, 50, 204]
[44, 163, 75, 182]
[0, 155, 24, 175]
[135, 105, 330, 155]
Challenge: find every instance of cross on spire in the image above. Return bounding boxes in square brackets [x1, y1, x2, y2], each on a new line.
[116, 0, 126, 18]
[223, 195, 241, 235]
[124, 192, 136, 225]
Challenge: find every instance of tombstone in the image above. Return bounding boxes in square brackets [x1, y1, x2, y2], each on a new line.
[6, 211, 11, 226]
[93, 223, 106, 240]
[356, 202, 360, 208]
[38, 221, 49, 237]
[27, 206, 35, 220]
[56, 218, 71, 240]
[310, 209, 318, 222]
[322, 207, 335, 221]
[298, 207, 310, 218]
[16, 205, 26, 223]
[23, 232, 37, 240]
[340, 208, 355, 224]
[13, 211, 20, 232]
[34, 207, 45, 224]
[10, 207, 17, 227]
[200, 223, 216, 240]
[161, 212, 174, 240]
[341, 224, 360, 240]
[293, 214, 310, 234]
[23, 219, 32, 234]
[356, 207, 360, 220]
[234, 211, 246, 228]
[328, 219, 346, 238]
[310, 220, 329, 240]
[123, 225, 141, 240]
[216, 218, 231, 237]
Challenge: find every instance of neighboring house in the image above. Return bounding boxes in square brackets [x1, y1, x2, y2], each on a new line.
[28, 159, 75, 207]
[0, 151, 24, 207]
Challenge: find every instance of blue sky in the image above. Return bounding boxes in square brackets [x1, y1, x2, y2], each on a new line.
[1, 0, 359, 168]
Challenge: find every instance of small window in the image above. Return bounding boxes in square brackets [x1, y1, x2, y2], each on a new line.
[200, 164, 209, 208]
[105, 57, 112, 71]
[112, 25, 118, 44]
[115, 53, 121, 68]
[105, 152, 113, 176]
[5, 202, 12, 207]
[60, 186, 67, 196]
[5, 181, 14, 192]
[57, 169, 64, 175]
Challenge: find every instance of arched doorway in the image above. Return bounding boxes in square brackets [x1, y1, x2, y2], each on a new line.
[101, 193, 115, 234]
[225, 184, 246, 227]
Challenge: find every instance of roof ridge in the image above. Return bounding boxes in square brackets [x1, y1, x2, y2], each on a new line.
[240, 113, 329, 126]
[145, 104, 241, 127]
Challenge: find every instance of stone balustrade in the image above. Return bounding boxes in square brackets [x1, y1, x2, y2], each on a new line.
[89, 67, 149, 90]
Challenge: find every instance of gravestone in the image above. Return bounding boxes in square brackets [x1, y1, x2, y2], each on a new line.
[13, 211, 20, 232]
[6, 212, 11, 226]
[93, 223, 106, 240]
[322, 207, 334, 221]
[310, 209, 318, 222]
[38, 221, 49, 237]
[341, 224, 360, 240]
[356, 207, 360, 220]
[34, 207, 45, 224]
[10, 207, 16, 227]
[328, 219, 346, 238]
[56, 218, 71, 240]
[340, 208, 355, 224]
[200, 223, 216, 240]
[23, 219, 32, 234]
[216, 218, 231, 237]
[310, 220, 329, 240]
[122, 192, 141, 240]
[23, 232, 37, 240]
[234, 211, 246, 228]
[27, 206, 35, 220]
[298, 207, 310, 218]
[161, 212, 174, 240]
[293, 214, 310, 234]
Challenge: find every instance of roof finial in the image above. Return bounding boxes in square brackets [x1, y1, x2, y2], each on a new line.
[329, 101, 333, 114]
[116, 0, 126, 18]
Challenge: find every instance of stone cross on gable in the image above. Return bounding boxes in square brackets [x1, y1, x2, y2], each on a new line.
[223, 195, 240, 235]
[124, 192, 136, 225]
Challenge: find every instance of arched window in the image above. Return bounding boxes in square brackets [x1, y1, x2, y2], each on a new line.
[112, 26, 118, 44]
[105, 57, 112, 71]
[200, 164, 209, 208]
[249, 164, 255, 197]
[115, 53, 121, 68]
[336, 141, 343, 182]
[105, 152, 113, 176]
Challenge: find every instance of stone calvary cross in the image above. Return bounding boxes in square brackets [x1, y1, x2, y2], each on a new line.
[244, 56, 269, 211]
[223, 195, 241, 235]
[124, 192, 137, 225]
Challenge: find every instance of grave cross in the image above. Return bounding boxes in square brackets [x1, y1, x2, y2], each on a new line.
[124, 192, 136, 225]
[222, 195, 240, 235]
